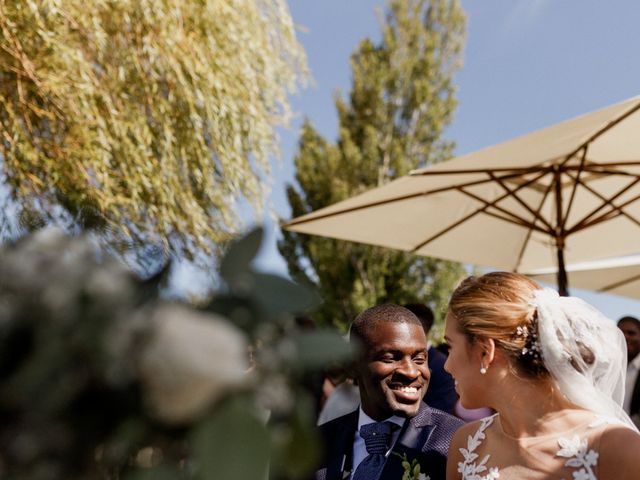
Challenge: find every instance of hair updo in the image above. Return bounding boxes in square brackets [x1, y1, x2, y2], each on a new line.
[448, 271, 549, 379]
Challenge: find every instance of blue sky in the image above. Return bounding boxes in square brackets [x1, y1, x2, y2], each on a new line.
[249, 0, 640, 320]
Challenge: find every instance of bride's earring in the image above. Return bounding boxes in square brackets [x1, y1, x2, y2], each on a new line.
[480, 352, 488, 374]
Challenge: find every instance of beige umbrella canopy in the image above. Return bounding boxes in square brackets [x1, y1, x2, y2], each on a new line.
[285, 95, 640, 295]
[525, 255, 640, 300]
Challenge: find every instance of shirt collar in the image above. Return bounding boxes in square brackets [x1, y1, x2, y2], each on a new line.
[357, 407, 405, 430]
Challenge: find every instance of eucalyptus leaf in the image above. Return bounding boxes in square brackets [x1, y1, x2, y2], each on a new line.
[219, 228, 264, 287]
[290, 330, 354, 369]
[124, 464, 184, 480]
[251, 273, 320, 317]
[191, 397, 270, 480]
[205, 295, 261, 335]
[270, 393, 320, 479]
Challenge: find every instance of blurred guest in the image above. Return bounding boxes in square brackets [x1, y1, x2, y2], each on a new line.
[618, 315, 640, 427]
[404, 303, 457, 414]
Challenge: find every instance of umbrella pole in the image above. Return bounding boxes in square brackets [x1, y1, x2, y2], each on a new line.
[554, 167, 569, 296]
[556, 240, 569, 296]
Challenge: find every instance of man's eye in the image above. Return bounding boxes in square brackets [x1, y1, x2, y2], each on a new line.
[380, 354, 395, 362]
[413, 355, 427, 364]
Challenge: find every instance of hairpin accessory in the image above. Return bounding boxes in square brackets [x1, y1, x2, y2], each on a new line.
[515, 323, 541, 359]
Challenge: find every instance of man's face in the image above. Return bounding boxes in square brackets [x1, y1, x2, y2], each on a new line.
[619, 320, 640, 361]
[355, 321, 430, 421]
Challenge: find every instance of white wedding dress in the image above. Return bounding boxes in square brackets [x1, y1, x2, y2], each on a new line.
[457, 410, 624, 480]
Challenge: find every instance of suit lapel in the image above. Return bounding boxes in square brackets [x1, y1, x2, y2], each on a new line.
[379, 405, 434, 480]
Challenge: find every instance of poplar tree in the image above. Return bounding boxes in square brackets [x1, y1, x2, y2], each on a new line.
[280, 0, 466, 330]
[0, 0, 307, 258]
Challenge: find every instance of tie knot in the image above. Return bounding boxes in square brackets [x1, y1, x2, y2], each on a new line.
[360, 421, 394, 455]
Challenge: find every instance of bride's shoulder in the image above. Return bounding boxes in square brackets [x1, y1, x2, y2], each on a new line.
[597, 423, 640, 480]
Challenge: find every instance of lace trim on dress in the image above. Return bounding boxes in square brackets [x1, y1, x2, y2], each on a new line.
[556, 435, 598, 480]
[458, 413, 616, 480]
[457, 414, 499, 480]
[555, 415, 623, 480]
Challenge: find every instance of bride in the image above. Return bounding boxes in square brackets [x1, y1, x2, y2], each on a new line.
[444, 272, 640, 480]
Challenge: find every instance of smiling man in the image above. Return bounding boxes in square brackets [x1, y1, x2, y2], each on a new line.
[312, 304, 463, 480]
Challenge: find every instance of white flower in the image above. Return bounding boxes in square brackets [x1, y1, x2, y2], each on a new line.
[138, 304, 249, 424]
[557, 435, 586, 458]
[572, 469, 591, 480]
[584, 450, 598, 467]
[418, 474, 430, 480]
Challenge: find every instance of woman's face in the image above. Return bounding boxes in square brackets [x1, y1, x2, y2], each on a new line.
[443, 312, 487, 409]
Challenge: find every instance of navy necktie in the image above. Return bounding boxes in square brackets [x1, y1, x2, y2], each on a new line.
[353, 421, 394, 480]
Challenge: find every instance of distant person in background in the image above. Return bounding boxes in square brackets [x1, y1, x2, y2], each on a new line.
[618, 315, 640, 427]
[403, 303, 457, 414]
[316, 365, 360, 426]
[404, 303, 493, 421]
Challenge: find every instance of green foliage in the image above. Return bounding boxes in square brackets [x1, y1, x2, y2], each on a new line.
[280, 0, 467, 330]
[0, 227, 348, 479]
[0, 0, 308, 258]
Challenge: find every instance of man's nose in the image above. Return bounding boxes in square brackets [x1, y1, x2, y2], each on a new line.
[395, 357, 419, 378]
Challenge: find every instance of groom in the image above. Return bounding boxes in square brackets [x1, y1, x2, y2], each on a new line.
[312, 304, 463, 480]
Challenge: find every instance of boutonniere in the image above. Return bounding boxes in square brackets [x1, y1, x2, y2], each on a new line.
[394, 453, 430, 480]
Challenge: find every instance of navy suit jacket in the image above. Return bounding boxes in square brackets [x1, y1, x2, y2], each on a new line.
[312, 403, 464, 480]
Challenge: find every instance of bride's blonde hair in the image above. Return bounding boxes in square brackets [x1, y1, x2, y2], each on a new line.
[448, 272, 548, 378]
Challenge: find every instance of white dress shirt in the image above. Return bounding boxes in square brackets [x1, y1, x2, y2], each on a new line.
[350, 408, 405, 479]
[624, 352, 640, 414]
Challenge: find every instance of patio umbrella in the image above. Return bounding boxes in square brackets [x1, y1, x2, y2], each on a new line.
[284, 95, 640, 295]
[525, 255, 640, 300]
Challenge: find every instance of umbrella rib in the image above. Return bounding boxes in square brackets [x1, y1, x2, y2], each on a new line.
[513, 172, 556, 273]
[580, 160, 640, 168]
[561, 147, 588, 231]
[410, 162, 640, 177]
[565, 176, 640, 233]
[410, 165, 552, 176]
[600, 272, 640, 293]
[457, 187, 549, 231]
[285, 169, 549, 228]
[560, 99, 640, 165]
[579, 166, 640, 178]
[410, 171, 551, 253]
[576, 192, 640, 230]
[564, 173, 640, 233]
[488, 172, 554, 232]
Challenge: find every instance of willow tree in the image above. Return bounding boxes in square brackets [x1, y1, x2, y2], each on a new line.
[280, 0, 467, 330]
[0, 0, 307, 259]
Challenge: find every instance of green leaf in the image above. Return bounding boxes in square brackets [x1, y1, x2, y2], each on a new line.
[289, 330, 354, 369]
[191, 396, 270, 480]
[251, 273, 320, 317]
[220, 228, 264, 287]
[205, 295, 261, 335]
[270, 392, 321, 479]
[124, 464, 183, 480]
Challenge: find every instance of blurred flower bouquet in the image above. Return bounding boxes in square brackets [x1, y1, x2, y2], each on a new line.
[0, 228, 351, 479]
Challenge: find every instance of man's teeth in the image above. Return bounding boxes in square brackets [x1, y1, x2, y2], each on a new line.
[399, 386, 417, 393]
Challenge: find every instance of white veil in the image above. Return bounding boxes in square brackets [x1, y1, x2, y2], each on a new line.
[532, 288, 638, 431]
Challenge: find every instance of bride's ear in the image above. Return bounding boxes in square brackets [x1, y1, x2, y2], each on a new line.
[478, 337, 496, 365]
